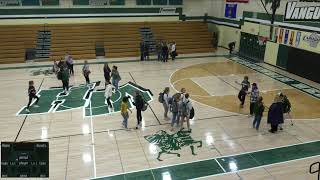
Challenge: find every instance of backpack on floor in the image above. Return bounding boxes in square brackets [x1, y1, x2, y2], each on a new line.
[158, 92, 164, 103]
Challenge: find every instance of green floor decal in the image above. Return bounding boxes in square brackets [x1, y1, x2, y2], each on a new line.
[16, 81, 153, 117]
[145, 130, 203, 161]
[84, 82, 153, 117]
[93, 140, 320, 180]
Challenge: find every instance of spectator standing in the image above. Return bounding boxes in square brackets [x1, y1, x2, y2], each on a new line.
[111, 65, 121, 91]
[82, 60, 91, 84]
[267, 95, 284, 133]
[103, 63, 111, 85]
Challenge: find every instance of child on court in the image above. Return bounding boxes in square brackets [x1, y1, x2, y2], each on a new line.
[26, 80, 40, 112]
[105, 81, 115, 112]
[252, 96, 265, 130]
[170, 95, 180, 131]
[82, 60, 91, 84]
[180, 93, 193, 132]
[236, 76, 251, 108]
[121, 96, 132, 129]
[249, 83, 259, 116]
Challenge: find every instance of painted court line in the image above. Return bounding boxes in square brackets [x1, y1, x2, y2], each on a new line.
[91, 140, 320, 180]
[230, 56, 320, 100]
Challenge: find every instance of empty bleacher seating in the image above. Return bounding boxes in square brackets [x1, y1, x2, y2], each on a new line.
[0, 21, 214, 64]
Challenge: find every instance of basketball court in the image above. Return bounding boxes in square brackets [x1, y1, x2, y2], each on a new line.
[0, 49, 319, 179]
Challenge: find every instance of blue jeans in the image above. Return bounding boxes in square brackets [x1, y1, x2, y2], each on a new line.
[112, 79, 119, 91]
[253, 115, 262, 130]
[171, 112, 178, 127]
[122, 112, 128, 128]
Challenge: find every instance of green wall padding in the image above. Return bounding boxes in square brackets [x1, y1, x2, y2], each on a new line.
[169, 0, 182, 5]
[153, 0, 167, 5]
[41, 0, 59, 6]
[276, 44, 289, 69]
[73, 0, 89, 5]
[110, 0, 125, 5]
[136, 0, 151, 5]
[21, 0, 40, 6]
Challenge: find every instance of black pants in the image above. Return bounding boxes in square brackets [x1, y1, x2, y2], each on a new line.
[136, 109, 142, 125]
[106, 97, 112, 108]
[27, 95, 39, 108]
[250, 102, 255, 115]
[270, 124, 278, 133]
[62, 80, 69, 91]
[171, 51, 176, 60]
[84, 75, 90, 84]
[69, 64, 74, 75]
[238, 90, 246, 105]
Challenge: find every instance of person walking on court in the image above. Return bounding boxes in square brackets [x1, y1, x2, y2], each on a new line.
[103, 63, 111, 85]
[111, 65, 121, 91]
[82, 60, 91, 84]
[228, 41, 236, 54]
[249, 83, 259, 116]
[180, 93, 193, 132]
[60, 66, 70, 94]
[162, 87, 170, 119]
[66, 53, 74, 75]
[278, 92, 292, 130]
[236, 76, 250, 108]
[170, 95, 180, 131]
[156, 41, 162, 61]
[170, 42, 177, 60]
[121, 96, 132, 129]
[26, 80, 40, 112]
[252, 96, 264, 130]
[133, 91, 145, 129]
[267, 95, 284, 133]
[140, 41, 145, 61]
[105, 81, 114, 112]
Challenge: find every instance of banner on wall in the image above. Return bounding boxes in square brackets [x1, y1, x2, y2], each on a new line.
[284, 29, 289, 44]
[225, 4, 237, 18]
[274, 27, 279, 42]
[284, 1, 320, 22]
[226, 0, 249, 3]
[295, 31, 301, 47]
[278, 28, 284, 43]
[303, 32, 320, 48]
[289, 31, 295, 46]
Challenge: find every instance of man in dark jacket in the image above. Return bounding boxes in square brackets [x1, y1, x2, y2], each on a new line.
[133, 91, 145, 129]
[267, 96, 284, 133]
[60, 66, 70, 94]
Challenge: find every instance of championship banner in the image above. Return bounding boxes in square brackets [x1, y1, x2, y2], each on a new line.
[289, 31, 295, 46]
[295, 31, 301, 47]
[284, 1, 320, 22]
[225, 4, 237, 18]
[226, 0, 249, 3]
[284, 29, 289, 44]
[274, 27, 279, 42]
[278, 28, 284, 43]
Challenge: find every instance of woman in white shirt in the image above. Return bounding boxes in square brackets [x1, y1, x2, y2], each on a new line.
[163, 87, 170, 119]
[171, 42, 177, 60]
[105, 81, 115, 111]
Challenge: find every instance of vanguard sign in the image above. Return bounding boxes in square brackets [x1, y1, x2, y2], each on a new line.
[284, 1, 320, 21]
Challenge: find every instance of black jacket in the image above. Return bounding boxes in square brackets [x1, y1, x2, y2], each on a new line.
[134, 95, 144, 110]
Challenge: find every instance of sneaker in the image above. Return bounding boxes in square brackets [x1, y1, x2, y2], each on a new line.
[25, 109, 30, 113]
[34, 105, 40, 108]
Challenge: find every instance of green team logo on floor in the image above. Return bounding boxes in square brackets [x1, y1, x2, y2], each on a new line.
[16, 81, 153, 117]
[145, 130, 202, 161]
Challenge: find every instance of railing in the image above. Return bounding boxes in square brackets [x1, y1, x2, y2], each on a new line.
[310, 162, 320, 180]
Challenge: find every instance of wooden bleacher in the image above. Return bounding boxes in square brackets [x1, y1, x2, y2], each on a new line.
[0, 21, 215, 64]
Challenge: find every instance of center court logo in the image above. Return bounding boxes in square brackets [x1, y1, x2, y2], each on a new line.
[303, 32, 320, 48]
